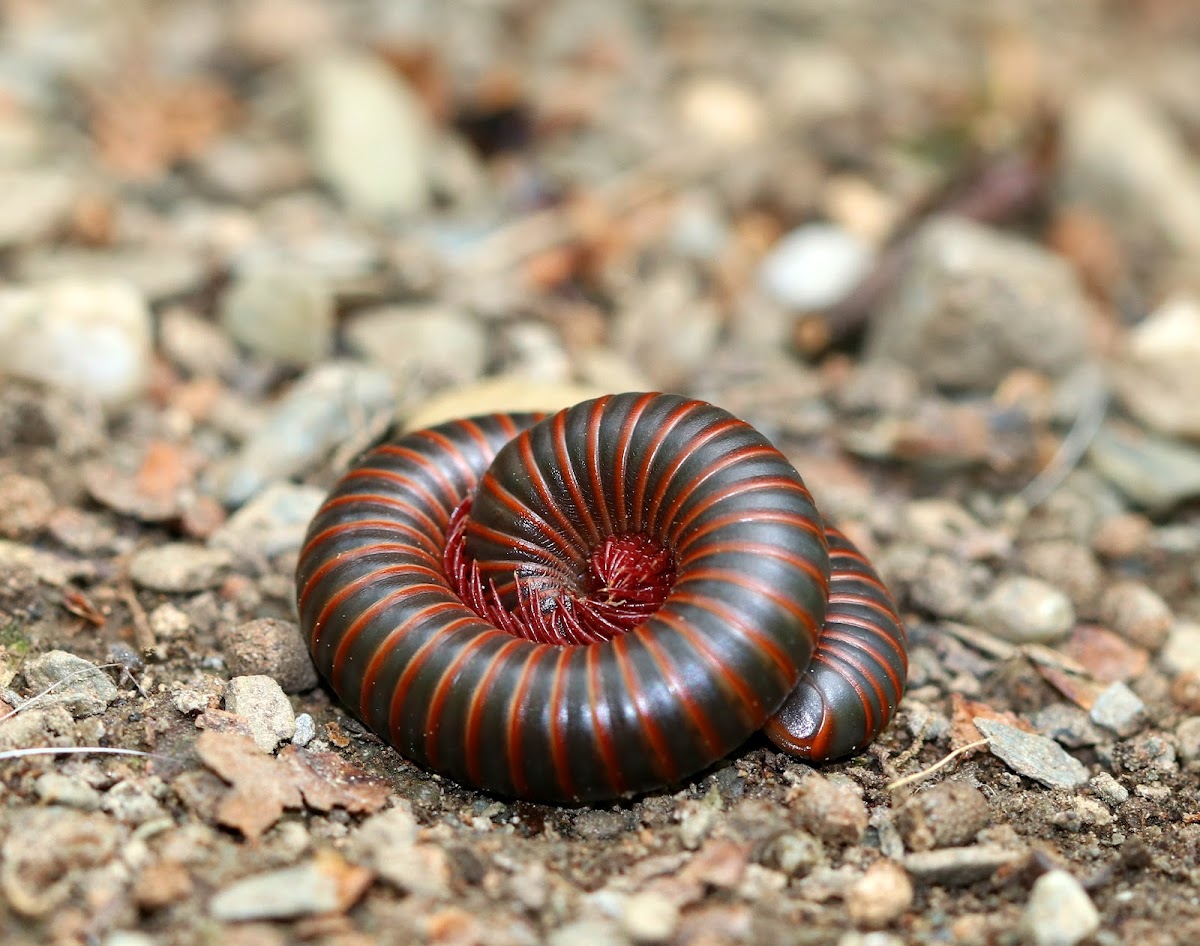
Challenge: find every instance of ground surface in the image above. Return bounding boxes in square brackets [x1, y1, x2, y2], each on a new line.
[1, 2, 1200, 945]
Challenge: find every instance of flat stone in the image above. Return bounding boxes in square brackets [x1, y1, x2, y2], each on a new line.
[0, 168, 75, 247]
[1088, 423, 1200, 514]
[975, 718, 1089, 789]
[209, 852, 371, 921]
[224, 675, 296, 752]
[903, 845, 1021, 887]
[344, 304, 487, 394]
[1161, 621, 1200, 675]
[21, 650, 118, 718]
[129, 543, 232, 593]
[209, 482, 325, 560]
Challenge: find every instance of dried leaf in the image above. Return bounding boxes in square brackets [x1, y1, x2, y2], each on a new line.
[277, 745, 391, 815]
[195, 730, 302, 840]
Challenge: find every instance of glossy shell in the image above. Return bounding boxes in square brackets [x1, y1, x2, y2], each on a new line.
[296, 393, 907, 802]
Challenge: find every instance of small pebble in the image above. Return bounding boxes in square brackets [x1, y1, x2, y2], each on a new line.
[846, 861, 913, 928]
[1019, 540, 1102, 613]
[620, 890, 680, 944]
[209, 853, 370, 921]
[224, 675, 296, 752]
[1160, 621, 1200, 675]
[969, 577, 1075, 644]
[757, 223, 873, 312]
[1088, 423, 1200, 514]
[0, 473, 55, 538]
[766, 831, 825, 876]
[1173, 717, 1200, 763]
[220, 265, 334, 365]
[220, 618, 318, 694]
[974, 718, 1089, 789]
[1098, 581, 1173, 651]
[1021, 870, 1100, 946]
[292, 713, 316, 747]
[344, 304, 487, 393]
[1089, 772, 1129, 805]
[129, 543, 233, 593]
[896, 782, 991, 851]
[790, 774, 868, 845]
[675, 75, 766, 149]
[209, 482, 325, 560]
[1088, 681, 1146, 737]
[34, 772, 102, 810]
[21, 650, 118, 718]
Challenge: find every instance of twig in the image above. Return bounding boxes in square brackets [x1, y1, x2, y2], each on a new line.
[886, 739, 990, 792]
[119, 579, 156, 656]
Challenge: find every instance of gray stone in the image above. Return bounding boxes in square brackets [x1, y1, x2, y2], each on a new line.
[209, 481, 325, 560]
[757, 223, 872, 312]
[305, 52, 431, 216]
[1114, 296, 1200, 439]
[1089, 423, 1200, 514]
[974, 718, 1089, 789]
[224, 675, 296, 752]
[343, 304, 487, 393]
[159, 307, 239, 378]
[220, 265, 334, 365]
[1031, 703, 1104, 748]
[1098, 580, 1173, 651]
[902, 845, 1021, 887]
[34, 772, 102, 810]
[292, 712, 316, 747]
[1021, 869, 1100, 946]
[1089, 772, 1129, 805]
[17, 247, 205, 303]
[129, 543, 232, 593]
[867, 217, 1089, 390]
[1060, 85, 1200, 259]
[969, 577, 1075, 644]
[1088, 682, 1146, 737]
[210, 362, 395, 506]
[614, 267, 720, 388]
[0, 279, 152, 406]
[21, 650, 118, 718]
[220, 618, 318, 694]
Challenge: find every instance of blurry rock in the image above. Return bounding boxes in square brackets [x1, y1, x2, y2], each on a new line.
[1160, 622, 1200, 676]
[614, 267, 720, 388]
[16, 248, 205, 303]
[209, 482, 325, 560]
[305, 51, 431, 216]
[502, 321, 572, 383]
[1060, 85, 1200, 258]
[675, 76, 766, 149]
[220, 266, 334, 365]
[0, 473, 55, 538]
[0, 279, 152, 406]
[1019, 540, 1102, 614]
[846, 861, 913, 929]
[344, 304, 487, 393]
[1098, 580, 1172, 651]
[1021, 870, 1099, 946]
[896, 782, 991, 851]
[21, 650, 118, 718]
[211, 362, 395, 506]
[758, 223, 873, 312]
[1114, 296, 1200, 439]
[221, 618, 318, 694]
[1088, 423, 1200, 513]
[867, 217, 1090, 391]
[0, 168, 75, 247]
[209, 852, 370, 921]
[130, 543, 232, 593]
[1089, 682, 1146, 737]
[159, 308, 239, 378]
[0, 808, 119, 917]
[771, 47, 868, 125]
[969, 577, 1074, 644]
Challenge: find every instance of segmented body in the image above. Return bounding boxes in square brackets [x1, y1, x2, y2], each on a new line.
[296, 393, 907, 803]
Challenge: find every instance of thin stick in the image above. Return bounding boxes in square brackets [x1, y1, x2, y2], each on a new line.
[0, 746, 171, 762]
[0, 664, 127, 724]
[886, 739, 990, 792]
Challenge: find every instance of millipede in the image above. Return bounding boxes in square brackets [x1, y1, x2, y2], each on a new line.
[296, 392, 907, 803]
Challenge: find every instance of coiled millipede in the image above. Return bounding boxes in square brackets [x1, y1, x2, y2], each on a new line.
[296, 393, 907, 803]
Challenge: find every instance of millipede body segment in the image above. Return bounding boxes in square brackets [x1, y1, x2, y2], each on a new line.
[296, 392, 907, 803]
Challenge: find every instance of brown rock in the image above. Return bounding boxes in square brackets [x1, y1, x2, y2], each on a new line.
[220, 617, 319, 693]
[896, 782, 991, 851]
[788, 774, 868, 845]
